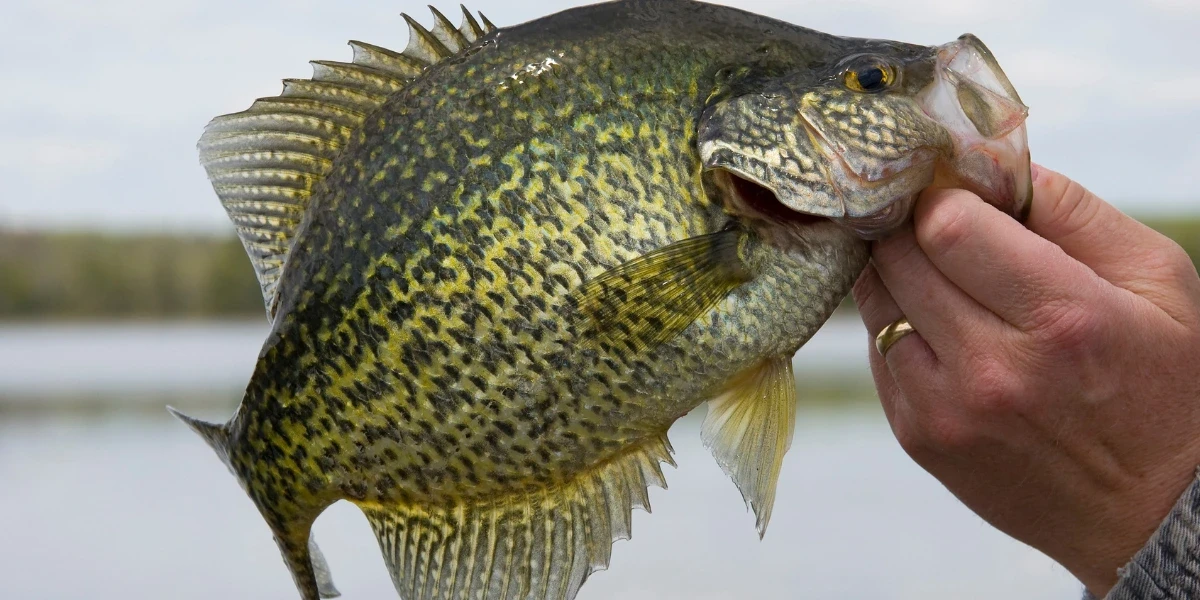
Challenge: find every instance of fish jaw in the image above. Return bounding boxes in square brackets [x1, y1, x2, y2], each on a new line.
[698, 34, 1031, 241]
[918, 34, 1033, 222]
[822, 35, 1032, 237]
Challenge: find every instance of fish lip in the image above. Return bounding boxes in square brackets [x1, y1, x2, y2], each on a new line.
[936, 37, 1029, 138]
[917, 35, 1033, 221]
[782, 34, 1033, 235]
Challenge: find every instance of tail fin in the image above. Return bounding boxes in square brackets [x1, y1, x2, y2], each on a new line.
[167, 405, 341, 598]
[276, 529, 343, 599]
[167, 406, 232, 468]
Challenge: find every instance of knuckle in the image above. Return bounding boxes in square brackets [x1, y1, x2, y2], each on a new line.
[1042, 178, 1096, 235]
[1028, 298, 1103, 355]
[893, 422, 925, 457]
[1157, 241, 1197, 281]
[962, 355, 1025, 416]
[922, 412, 978, 452]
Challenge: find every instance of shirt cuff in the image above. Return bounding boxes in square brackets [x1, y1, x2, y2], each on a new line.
[1099, 469, 1200, 599]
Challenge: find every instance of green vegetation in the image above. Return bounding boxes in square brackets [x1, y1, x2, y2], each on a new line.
[3, 214, 1199, 319]
[0, 231, 262, 319]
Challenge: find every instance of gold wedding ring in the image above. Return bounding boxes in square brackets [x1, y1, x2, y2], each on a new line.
[875, 317, 916, 357]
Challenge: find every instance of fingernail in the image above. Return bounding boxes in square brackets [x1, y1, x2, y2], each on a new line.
[1031, 162, 1042, 184]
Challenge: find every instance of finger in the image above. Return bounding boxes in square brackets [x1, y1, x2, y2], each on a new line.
[1028, 164, 1200, 317]
[872, 223, 1009, 355]
[1030, 164, 1179, 274]
[852, 265, 944, 457]
[852, 264, 917, 426]
[910, 186, 1109, 333]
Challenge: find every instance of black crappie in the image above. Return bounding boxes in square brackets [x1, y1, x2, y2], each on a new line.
[170, 1, 1031, 598]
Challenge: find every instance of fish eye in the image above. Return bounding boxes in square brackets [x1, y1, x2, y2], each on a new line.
[844, 64, 895, 93]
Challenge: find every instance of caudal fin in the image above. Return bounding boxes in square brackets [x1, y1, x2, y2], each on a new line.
[167, 405, 341, 599]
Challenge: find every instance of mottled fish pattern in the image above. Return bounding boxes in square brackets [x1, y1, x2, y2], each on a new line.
[170, 1, 1028, 598]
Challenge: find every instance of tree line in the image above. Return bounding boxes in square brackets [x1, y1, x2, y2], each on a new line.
[4, 216, 1199, 319]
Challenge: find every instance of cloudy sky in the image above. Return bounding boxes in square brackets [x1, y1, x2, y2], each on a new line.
[2, 0, 1197, 232]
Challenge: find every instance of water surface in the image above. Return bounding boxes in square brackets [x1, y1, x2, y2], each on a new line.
[0, 322, 1082, 598]
[0, 411, 1081, 600]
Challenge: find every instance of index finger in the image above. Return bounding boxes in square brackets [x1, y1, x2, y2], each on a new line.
[910, 187, 1111, 333]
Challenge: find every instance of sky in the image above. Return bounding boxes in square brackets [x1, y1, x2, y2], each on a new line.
[1, 0, 1197, 233]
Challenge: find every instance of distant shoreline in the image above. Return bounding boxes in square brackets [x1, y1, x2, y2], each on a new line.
[4, 215, 1198, 319]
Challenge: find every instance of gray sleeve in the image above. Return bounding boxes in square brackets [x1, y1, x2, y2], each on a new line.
[1085, 469, 1200, 600]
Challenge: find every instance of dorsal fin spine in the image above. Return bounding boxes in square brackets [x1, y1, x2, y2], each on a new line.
[459, 5, 484, 40]
[310, 60, 406, 94]
[479, 12, 496, 32]
[205, 112, 354, 139]
[280, 79, 385, 109]
[428, 6, 470, 51]
[349, 40, 427, 77]
[234, 97, 367, 123]
[402, 13, 453, 63]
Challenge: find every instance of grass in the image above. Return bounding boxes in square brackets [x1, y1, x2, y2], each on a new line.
[0, 231, 262, 319]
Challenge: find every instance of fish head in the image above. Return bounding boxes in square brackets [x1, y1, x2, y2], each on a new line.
[700, 33, 1031, 238]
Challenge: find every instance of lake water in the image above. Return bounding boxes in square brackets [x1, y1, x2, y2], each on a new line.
[0, 321, 1084, 599]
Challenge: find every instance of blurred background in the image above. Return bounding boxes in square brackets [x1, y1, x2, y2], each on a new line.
[2, 0, 1197, 598]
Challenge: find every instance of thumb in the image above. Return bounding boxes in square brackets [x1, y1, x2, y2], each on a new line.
[1028, 164, 1196, 303]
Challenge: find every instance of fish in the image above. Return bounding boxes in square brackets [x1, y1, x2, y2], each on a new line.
[169, 1, 1031, 598]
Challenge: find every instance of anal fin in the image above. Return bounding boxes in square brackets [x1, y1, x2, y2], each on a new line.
[359, 435, 674, 600]
[701, 356, 798, 537]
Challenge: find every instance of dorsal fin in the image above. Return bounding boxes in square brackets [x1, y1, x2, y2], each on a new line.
[402, 13, 453, 63]
[198, 5, 496, 319]
[429, 6, 470, 52]
[459, 6, 486, 41]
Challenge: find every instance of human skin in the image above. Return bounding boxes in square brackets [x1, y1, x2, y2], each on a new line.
[852, 164, 1200, 596]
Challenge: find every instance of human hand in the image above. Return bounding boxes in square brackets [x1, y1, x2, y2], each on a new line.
[852, 165, 1200, 596]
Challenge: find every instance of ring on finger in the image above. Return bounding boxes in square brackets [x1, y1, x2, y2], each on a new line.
[875, 317, 916, 357]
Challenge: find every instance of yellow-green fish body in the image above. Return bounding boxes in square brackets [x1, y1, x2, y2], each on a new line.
[172, 2, 1031, 598]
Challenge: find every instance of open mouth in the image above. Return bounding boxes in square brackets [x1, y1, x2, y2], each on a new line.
[715, 160, 930, 240]
[915, 34, 1032, 221]
[720, 171, 827, 229]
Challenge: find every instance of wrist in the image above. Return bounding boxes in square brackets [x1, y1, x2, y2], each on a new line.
[1086, 468, 1200, 599]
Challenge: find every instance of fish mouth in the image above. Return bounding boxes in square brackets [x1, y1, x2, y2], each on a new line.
[917, 34, 1033, 222]
[786, 35, 1032, 237]
[699, 36, 1031, 240]
[716, 169, 828, 230]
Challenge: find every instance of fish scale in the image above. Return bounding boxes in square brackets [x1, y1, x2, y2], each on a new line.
[171, 1, 1033, 598]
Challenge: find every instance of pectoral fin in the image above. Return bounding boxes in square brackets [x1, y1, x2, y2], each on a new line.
[701, 356, 798, 537]
[569, 228, 751, 355]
